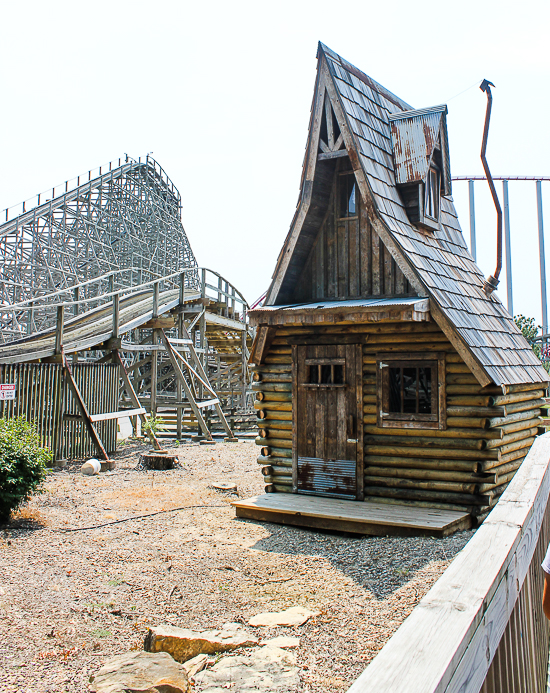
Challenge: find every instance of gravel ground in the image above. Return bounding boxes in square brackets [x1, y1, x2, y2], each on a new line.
[0, 439, 474, 693]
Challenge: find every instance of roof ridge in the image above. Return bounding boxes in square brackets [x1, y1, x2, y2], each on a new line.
[317, 42, 413, 112]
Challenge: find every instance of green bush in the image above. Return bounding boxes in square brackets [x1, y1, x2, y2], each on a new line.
[0, 417, 52, 521]
[142, 415, 166, 436]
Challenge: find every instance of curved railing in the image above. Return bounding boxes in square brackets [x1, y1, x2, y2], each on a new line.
[0, 266, 249, 343]
[347, 434, 550, 693]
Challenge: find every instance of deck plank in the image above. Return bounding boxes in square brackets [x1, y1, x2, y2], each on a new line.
[232, 494, 470, 537]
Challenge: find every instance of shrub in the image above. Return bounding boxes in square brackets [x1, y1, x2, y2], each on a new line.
[0, 417, 52, 522]
[514, 314, 550, 373]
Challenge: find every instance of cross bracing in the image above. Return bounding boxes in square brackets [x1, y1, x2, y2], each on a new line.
[0, 155, 197, 340]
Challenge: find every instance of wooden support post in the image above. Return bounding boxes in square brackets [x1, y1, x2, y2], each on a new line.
[241, 323, 247, 410]
[151, 329, 158, 418]
[27, 301, 34, 336]
[112, 350, 161, 450]
[112, 292, 120, 338]
[73, 286, 80, 317]
[159, 330, 213, 440]
[177, 313, 183, 439]
[153, 281, 159, 319]
[63, 355, 109, 461]
[55, 305, 64, 355]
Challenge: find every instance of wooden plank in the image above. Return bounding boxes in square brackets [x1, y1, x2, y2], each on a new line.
[89, 407, 146, 423]
[232, 494, 469, 535]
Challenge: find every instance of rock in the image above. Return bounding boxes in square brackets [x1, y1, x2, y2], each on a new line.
[211, 481, 237, 492]
[263, 636, 300, 649]
[144, 623, 258, 663]
[89, 651, 190, 693]
[194, 645, 299, 692]
[248, 606, 320, 627]
[183, 653, 208, 678]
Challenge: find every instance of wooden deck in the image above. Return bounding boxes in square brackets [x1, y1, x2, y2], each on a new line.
[232, 494, 471, 537]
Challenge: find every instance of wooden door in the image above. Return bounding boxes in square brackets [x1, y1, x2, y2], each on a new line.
[293, 343, 363, 500]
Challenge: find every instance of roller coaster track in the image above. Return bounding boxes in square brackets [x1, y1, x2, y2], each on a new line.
[0, 157, 254, 452]
[0, 154, 197, 339]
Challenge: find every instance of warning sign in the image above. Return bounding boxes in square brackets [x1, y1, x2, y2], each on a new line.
[0, 384, 16, 401]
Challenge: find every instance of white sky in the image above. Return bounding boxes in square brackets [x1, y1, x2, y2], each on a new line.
[1, 0, 549, 321]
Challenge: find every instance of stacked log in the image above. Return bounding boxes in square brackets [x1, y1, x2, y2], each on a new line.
[251, 321, 547, 518]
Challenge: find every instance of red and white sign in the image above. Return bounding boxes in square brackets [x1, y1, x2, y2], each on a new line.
[0, 384, 16, 401]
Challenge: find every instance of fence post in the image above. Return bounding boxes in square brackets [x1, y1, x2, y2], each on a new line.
[537, 180, 548, 336]
[468, 179, 477, 261]
[502, 180, 513, 315]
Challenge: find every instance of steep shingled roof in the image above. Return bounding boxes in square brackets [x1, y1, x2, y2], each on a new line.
[266, 43, 548, 387]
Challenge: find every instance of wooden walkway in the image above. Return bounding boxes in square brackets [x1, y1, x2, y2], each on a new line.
[233, 494, 471, 537]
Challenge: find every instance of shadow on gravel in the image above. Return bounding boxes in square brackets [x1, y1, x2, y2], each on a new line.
[243, 518, 473, 599]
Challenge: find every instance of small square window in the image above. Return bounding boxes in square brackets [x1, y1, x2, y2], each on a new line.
[303, 359, 346, 388]
[377, 354, 446, 430]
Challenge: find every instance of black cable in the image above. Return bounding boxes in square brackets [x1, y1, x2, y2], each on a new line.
[58, 503, 227, 533]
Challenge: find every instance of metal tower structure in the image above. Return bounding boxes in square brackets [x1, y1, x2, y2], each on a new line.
[0, 155, 197, 340]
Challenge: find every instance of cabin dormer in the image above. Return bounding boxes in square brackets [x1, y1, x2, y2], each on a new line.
[389, 105, 452, 232]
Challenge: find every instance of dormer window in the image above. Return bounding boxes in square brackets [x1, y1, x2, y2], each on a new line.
[425, 166, 440, 221]
[388, 104, 451, 233]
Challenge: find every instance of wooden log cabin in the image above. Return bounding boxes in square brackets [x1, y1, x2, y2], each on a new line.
[239, 43, 549, 533]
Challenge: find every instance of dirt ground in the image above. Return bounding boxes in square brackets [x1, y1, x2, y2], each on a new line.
[0, 439, 473, 693]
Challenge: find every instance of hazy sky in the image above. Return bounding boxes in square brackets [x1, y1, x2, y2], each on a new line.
[1, 0, 549, 320]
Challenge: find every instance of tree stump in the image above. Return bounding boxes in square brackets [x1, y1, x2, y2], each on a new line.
[139, 452, 178, 470]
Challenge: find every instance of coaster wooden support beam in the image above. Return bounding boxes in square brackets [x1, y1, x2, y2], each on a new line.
[159, 330, 213, 440]
[162, 327, 234, 439]
[63, 354, 109, 461]
[112, 349, 161, 450]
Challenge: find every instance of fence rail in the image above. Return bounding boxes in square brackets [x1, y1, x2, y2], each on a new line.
[348, 434, 550, 693]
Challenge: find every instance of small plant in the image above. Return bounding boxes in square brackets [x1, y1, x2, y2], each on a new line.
[90, 628, 111, 638]
[142, 415, 167, 436]
[0, 417, 52, 522]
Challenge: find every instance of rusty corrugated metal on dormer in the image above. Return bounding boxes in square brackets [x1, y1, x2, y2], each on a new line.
[389, 104, 452, 195]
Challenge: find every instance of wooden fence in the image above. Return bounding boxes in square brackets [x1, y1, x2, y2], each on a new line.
[348, 433, 550, 693]
[0, 362, 119, 460]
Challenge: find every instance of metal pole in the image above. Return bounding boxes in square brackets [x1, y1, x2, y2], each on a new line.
[468, 179, 477, 261]
[537, 180, 548, 335]
[502, 180, 513, 315]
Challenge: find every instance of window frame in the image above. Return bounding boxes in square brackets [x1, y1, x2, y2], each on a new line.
[302, 357, 347, 389]
[337, 172, 358, 220]
[376, 352, 446, 430]
[424, 166, 440, 221]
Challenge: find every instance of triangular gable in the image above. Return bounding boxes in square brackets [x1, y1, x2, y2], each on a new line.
[389, 105, 452, 195]
[265, 42, 549, 388]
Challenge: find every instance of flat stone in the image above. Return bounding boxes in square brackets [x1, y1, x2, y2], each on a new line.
[89, 651, 190, 693]
[193, 645, 299, 692]
[144, 623, 258, 663]
[211, 481, 237, 492]
[263, 636, 300, 649]
[248, 606, 319, 627]
[183, 652, 208, 678]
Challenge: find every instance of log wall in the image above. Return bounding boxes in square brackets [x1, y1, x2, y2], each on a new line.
[252, 320, 546, 519]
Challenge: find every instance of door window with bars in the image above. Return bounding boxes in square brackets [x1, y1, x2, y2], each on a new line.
[303, 358, 346, 388]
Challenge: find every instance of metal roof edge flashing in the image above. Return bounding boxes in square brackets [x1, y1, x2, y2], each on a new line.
[389, 104, 448, 121]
